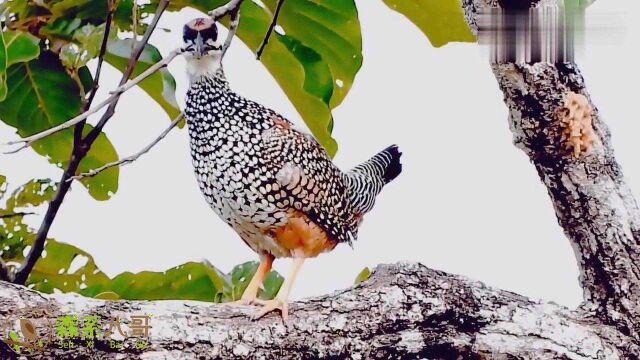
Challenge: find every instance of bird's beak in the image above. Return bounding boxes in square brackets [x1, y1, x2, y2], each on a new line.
[194, 32, 205, 58]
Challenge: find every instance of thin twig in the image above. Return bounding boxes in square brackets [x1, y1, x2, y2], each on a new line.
[256, 0, 285, 59]
[85, 0, 115, 108]
[12, 0, 171, 285]
[70, 113, 184, 181]
[209, 0, 244, 19]
[0, 212, 36, 219]
[222, 8, 240, 58]
[2, 48, 182, 154]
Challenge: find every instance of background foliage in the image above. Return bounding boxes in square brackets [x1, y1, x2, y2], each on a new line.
[0, 0, 473, 301]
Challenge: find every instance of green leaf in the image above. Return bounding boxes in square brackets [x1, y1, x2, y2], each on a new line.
[27, 239, 111, 294]
[60, 43, 91, 69]
[224, 261, 283, 301]
[0, 175, 7, 199]
[94, 291, 120, 300]
[354, 267, 371, 284]
[162, 0, 363, 156]
[0, 30, 40, 100]
[105, 38, 181, 120]
[3, 30, 40, 67]
[5, 179, 57, 211]
[90, 262, 227, 301]
[0, 52, 119, 200]
[382, 0, 475, 47]
[73, 23, 104, 57]
[40, 17, 83, 40]
[260, 270, 284, 300]
[261, 0, 362, 108]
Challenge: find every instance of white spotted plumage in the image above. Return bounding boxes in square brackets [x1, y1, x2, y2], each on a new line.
[185, 66, 402, 257]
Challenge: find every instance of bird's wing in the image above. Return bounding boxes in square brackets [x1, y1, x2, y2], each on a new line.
[261, 115, 356, 244]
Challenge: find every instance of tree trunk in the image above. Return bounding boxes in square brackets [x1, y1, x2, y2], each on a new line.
[462, 0, 640, 341]
[0, 262, 637, 359]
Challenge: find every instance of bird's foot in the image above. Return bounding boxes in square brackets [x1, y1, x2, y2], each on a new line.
[251, 298, 289, 321]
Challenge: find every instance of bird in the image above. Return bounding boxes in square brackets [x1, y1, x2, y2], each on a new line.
[182, 17, 402, 320]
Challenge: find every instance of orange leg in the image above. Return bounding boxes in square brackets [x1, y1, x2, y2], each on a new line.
[230, 253, 274, 305]
[252, 256, 305, 321]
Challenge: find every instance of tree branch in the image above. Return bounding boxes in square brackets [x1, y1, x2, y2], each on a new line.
[463, 0, 640, 340]
[255, 0, 285, 60]
[2, 48, 182, 154]
[85, 0, 115, 109]
[0, 263, 636, 359]
[0, 212, 35, 219]
[209, 0, 244, 19]
[11, 0, 171, 285]
[69, 113, 184, 181]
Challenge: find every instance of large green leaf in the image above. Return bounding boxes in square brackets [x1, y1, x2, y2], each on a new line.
[382, 0, 475, 47]
[84, 262, 227, 301]
[2, 30, 40, 66]
[164, 0, 363, 156]
[0, 30, 40, 100]
[105, 38, 181, 120]
[0, 52, 119, 200]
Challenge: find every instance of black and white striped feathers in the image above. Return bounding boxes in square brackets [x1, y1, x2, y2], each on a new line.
[184, 39, 401, 257]
[344, 145, 402, 215]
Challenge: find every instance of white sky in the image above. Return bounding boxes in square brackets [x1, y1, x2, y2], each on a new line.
[1, 0, 638, 308]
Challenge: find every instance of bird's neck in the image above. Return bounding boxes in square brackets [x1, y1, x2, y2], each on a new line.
[186, 55, 225, 84]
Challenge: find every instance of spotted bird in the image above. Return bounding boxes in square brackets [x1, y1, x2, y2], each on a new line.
[182, 18, 402, 320]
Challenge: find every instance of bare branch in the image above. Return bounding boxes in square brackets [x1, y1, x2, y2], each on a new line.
[69, 113, 184, 181]
[0, 212, 36, 219]
[256, 0, 285, 59]
[2, 48, 182, 154]
[12, 0, 171, 285]
[209, 0, 244, 19]
[221, 8, 240, 58]
[85, 0, 116, 109]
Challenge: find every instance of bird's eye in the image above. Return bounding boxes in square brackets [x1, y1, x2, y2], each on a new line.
[182, 26, 198, 42]
[199, 26, 217, 43]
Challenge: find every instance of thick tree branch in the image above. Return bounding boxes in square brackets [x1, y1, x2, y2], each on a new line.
[11, 0, 170, 285]
[1, 263, 636, 359]
[463, 0, 640, 340]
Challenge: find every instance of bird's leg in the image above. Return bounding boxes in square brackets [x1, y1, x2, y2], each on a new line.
[252, 256, 305, 321]
[229, 253, 274, 306]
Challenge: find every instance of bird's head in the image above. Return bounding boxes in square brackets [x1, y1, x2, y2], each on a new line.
[183, 18, 224, 81]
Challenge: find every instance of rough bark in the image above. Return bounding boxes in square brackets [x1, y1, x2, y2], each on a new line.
[462, 0, 640, 341]
[0, 262, 637, 359]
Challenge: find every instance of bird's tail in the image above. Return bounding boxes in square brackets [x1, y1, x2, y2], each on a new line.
[344, 145, 402, 216]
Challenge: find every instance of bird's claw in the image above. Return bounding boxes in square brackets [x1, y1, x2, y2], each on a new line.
[251, 299, 289, 321]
